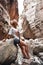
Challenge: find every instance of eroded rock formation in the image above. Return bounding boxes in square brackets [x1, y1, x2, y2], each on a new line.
[19, 0, 43, 65]
[0, 39, 17, 65]
[0, 1, 18, 65]
[0, 0, 19, 40]
[22, 0, 43, 39]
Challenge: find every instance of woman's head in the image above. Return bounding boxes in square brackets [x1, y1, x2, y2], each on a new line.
[10, 19, 18, 28]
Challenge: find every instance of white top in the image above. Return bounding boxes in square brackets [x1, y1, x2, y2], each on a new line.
[8, 27, 18, 36]
[8, 27, 19, 39]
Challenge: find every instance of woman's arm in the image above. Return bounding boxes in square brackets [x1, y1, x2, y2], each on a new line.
[3, 34, 14, 42]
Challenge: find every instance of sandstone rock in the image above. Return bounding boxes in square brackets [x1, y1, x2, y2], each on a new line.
[39, 52, 43, 57]
[10, 63, 16, 65]
[21, 0, 43, 39]
[40, 56, 43, 61]
[0, 0, 19, 40]
[38, 52, 43, 61]
[30, 58, 41, 65]
[22, 18, 35, 39]
[33, 44, 43, 55]
[22, 62, 29, 65]
[0, 39, 18, 65]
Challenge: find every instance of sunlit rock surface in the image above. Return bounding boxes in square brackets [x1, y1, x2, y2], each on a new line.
[21, 0, 43, 39]
[23, 38, 43, 65]
[0, 39, 18, 65]
[18, 0, 43, 65]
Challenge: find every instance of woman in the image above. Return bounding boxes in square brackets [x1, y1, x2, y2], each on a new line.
[8, 0, 30, 59]
[3, 19, 30, 59]
[2, 0, 30, 59]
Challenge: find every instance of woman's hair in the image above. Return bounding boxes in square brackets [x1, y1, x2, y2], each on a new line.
[10, 0, 14, 5]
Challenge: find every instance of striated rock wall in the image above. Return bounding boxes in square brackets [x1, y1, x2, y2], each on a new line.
[0, 0, 19, 40]
[22, 0, 43, 39]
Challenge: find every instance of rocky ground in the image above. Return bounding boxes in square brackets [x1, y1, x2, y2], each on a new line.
[0, 29, 42, 65]
[0, 38, 43, 65]
[21, 39, 43, 65]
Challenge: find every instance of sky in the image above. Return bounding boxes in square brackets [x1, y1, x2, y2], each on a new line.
[18, 0, 24, 16]
[17, 0, 24, 31]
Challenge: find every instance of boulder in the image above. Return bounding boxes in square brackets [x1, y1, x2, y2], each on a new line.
[0, 39, 18, 65]
[33, 44, 43, 55]
[30, 56, 41, 65]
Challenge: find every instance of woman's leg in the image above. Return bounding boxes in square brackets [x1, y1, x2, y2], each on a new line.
[19, 39, 30, 59]
[13, 37, 30, 59]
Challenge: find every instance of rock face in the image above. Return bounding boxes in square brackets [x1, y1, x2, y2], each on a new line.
[0, 0, 19, 40]
[22, 0, 43, 39]
[24, 39, 43, 65]
[22, 17, 35, 39]
[0, 39, 18, 65]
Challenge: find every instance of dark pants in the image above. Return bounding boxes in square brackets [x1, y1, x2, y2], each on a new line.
[13, 37, 20, 46]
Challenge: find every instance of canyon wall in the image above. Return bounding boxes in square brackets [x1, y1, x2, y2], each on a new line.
[22, 0, 43, 39]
